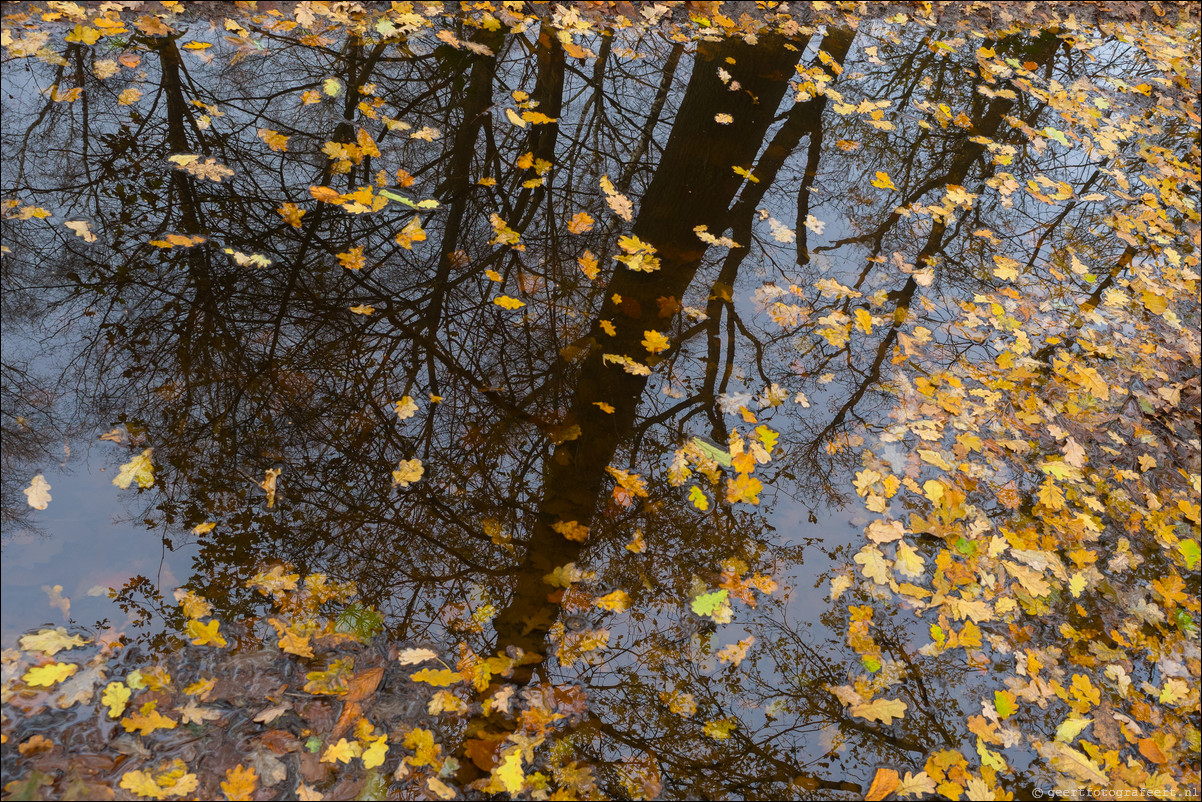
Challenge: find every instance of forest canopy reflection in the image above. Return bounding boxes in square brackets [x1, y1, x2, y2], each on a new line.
[2, 2, 1199, 800]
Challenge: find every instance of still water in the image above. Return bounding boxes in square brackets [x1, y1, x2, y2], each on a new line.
[3, 3, 1198, 799]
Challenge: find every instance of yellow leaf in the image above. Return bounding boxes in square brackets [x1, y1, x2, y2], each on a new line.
[221, 765, 257, 801]
[493, 295, 525, 310]
[642, 330, 670, 354]
[122, 703, 177, 735]
[578, 250, 600, 279]
[865, 520, 904, 543]
[395, 396, 418, 420]
[391, 217, 425, 248]
[257, 129, 289, 152]
[349, 304, 374, 315]
[185, 619, 227, 647]
[849, 697, 907, 724]
[321, 738, 362, 764]
[24, 662, 77, 687]
[65, 25, 102, 45]
[594, 402, 614, 413]
[19, 628, 88, 655]
[361, 736, 388, 769]
[521, 110, 558, 125]
[491, 748, 525, 795]
[732, 165, 759, 183]
[410, 668, 462, 687]
[552, 520, 589, 542]
[64, 220, 97, 242]
[337, 246, 365, 271]
[703, 718, 737, 739]
[854, 545, 890, 585]
[689, 486, 710, 511]
[725, 472, 762, 504]
[871, 171, 896, 190]
[595, 590, 631, 612]
[567, 212, 594, 234]
[102, 682, 131, 718]
[392, 458, 423, 488]
[119, 760, 197, 800]
[505, 108, 526, 128]
[992, 255, 1021, 280]
[113, 449, 155, 489]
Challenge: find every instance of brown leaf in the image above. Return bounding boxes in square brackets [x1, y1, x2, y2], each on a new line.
[344, 667, 384, 703]
[18, 735, 54, 756]
[464, 736, 504, 772]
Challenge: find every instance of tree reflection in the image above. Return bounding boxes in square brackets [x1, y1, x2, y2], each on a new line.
[2, 4, 1196, 798]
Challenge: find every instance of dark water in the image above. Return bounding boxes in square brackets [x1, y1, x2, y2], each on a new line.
[3, 4, 1198, 799]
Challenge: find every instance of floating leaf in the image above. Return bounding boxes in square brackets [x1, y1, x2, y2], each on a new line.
[113, 449, 155, 489]
[23, 475, 51, 509]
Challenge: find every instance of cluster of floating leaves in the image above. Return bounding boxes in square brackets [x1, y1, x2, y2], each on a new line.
[2, 569, 596, 800]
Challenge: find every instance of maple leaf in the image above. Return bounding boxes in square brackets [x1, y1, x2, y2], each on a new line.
[871, 171, 896, 189]
[567, 212, 594, 234]
[337, 246, 365, 270]
[278, 202, 305, 228]
[185, 618, 227, 647]
[725, 472, 762, 504]
[113, 449, 155, 489]
[641, 330, 670, 354]
[257, 129, 289, 151]
[221, 765, 257, 801]
[392, 458, 424, 487]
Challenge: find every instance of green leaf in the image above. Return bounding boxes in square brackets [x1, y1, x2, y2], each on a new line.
[691, 589, 729, 618]
[379, 189, 439, 209]
[1177, 539, 1199, 571]
[861, 656, 882, 673]
[335, 602, 383, 641]
[691, 436, 732, 468]
[305, 736, 322, 753]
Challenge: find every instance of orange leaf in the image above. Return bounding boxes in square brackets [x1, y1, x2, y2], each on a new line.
[865, 768, 900, 802]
